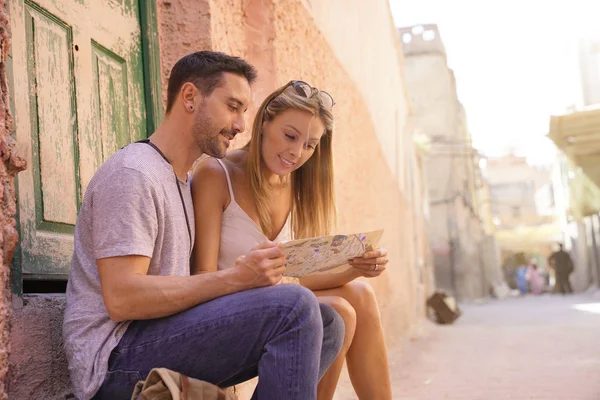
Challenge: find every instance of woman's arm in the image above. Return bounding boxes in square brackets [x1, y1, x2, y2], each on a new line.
[299, 266, 362, 291]
[190, 158, 229, 275]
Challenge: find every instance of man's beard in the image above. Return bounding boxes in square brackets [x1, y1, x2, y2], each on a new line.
[191, 110, 227, 158]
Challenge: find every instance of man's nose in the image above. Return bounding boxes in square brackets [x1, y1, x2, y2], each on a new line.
[232, 114, 245, 134]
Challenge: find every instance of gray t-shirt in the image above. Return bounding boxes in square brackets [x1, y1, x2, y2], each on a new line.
[63, 143, 195, 400]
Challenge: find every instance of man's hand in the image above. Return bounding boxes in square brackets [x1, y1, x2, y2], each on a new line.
[349, 248, 389, 278]
[233, 241, 286, 288]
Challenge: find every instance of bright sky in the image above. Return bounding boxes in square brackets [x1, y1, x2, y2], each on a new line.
[388, 0, 600, 165]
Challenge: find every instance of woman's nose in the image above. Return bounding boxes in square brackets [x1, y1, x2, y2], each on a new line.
[289, 142, 304, 158]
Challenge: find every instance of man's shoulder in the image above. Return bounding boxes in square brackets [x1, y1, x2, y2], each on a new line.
[89, 143, 170, 189]
[562, 250, 573, 259]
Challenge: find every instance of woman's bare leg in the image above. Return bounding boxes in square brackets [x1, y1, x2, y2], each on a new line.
[315, 281, 392, 400]
[316, 295, 357, 400]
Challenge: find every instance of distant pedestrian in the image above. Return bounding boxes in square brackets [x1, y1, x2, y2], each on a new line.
[526, 259, 544, 295]
[515, 264, 529, 295]
[548, 243, 574, 294]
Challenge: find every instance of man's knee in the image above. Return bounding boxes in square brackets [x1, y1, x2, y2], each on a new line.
[320, 302, 345, 332]
[272, 283, 319, 309]
[321, 297, 356, 338]
[264, 284, 322, 327]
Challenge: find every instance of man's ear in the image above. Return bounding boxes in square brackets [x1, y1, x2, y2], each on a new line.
[180, 82, 198, 111]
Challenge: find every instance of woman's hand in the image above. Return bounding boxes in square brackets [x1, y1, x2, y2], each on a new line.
[349, 248, 389, 278]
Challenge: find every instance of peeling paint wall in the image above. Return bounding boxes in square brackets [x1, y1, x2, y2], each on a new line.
[0, 0, 28, 398]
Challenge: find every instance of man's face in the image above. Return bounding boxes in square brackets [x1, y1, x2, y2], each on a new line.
[192, 72, 251, 158]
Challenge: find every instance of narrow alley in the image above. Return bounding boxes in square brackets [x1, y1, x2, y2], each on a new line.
[336, 292, 600, 400]
[5, 1, 600, 399]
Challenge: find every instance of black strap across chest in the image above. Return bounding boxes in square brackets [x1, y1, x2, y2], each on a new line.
[136, 139, 192, 253]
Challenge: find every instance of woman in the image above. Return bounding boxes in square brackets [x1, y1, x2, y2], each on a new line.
[191, 80, 392, 399]
[526, 258, 544, 295]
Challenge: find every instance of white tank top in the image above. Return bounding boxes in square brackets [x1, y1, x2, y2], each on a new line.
[214, 158, 292, 271]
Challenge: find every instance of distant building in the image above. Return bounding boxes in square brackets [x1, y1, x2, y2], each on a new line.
[399, 24, 503, 300]
[486, 155, 556, 231]
[485, 154, 560, 287]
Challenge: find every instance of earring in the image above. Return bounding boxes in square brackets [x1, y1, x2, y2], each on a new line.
[188, 105, 194, 111]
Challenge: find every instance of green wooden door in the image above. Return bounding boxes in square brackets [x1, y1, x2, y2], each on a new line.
[9, 0, 148, 279]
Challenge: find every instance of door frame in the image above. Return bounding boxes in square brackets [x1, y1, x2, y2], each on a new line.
[140, 1, 164, 135]
[8, 0, 163, 295]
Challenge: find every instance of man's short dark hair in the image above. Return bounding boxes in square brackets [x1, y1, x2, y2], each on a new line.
[165, 51, 258, 113]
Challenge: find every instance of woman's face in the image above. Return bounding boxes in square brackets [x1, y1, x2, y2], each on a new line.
[261, 108, 325, 176]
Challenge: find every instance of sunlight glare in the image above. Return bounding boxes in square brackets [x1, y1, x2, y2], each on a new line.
[572, 302, 600, 314]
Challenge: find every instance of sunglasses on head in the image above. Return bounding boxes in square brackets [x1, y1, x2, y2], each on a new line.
[281, 80, 335, 109]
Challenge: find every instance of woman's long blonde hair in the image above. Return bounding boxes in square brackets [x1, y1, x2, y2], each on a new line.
[244, 83, 336, 239]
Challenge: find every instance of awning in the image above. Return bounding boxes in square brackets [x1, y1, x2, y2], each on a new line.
[549, 106, 600, 217]
[564, 160, 600, 219]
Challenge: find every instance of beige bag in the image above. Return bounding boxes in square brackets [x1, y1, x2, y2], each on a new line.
[131, 368, 238, 400]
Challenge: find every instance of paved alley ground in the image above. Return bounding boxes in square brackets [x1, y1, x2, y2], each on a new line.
[334, 291, 600, 400]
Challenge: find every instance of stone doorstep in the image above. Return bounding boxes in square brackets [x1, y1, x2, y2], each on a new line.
[9, 294, 258, 400]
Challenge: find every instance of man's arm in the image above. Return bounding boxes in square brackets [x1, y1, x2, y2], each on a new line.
[98, 243, 286, 322]
[93, 167, 285, 321]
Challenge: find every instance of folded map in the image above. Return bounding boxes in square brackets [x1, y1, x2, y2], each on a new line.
[281, 229, 384, 277]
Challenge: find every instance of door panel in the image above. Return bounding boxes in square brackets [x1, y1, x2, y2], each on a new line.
[93, 41, 132, 160]
[25, 5, 79, 227]
[10, 0, 147, 278]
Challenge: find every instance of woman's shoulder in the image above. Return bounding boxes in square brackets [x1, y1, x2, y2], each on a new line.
[192, 156, 228, 179]
[225, 149, 249, 168]
[191, 157, 229, 199]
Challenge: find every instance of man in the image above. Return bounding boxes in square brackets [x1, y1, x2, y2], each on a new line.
[63, 51, 344, 400]
[548, 243, 574, 294]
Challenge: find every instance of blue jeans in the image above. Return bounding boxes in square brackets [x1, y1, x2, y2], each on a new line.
[93, 285, 344, 400]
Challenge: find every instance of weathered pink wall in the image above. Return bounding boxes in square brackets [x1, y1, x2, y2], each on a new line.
[248, 0, 420, 345]
[0, 0, 28, 398]
[157, 0, 426, 348]
[265, 22, 418, 341]
[156, 0, 212, 107]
